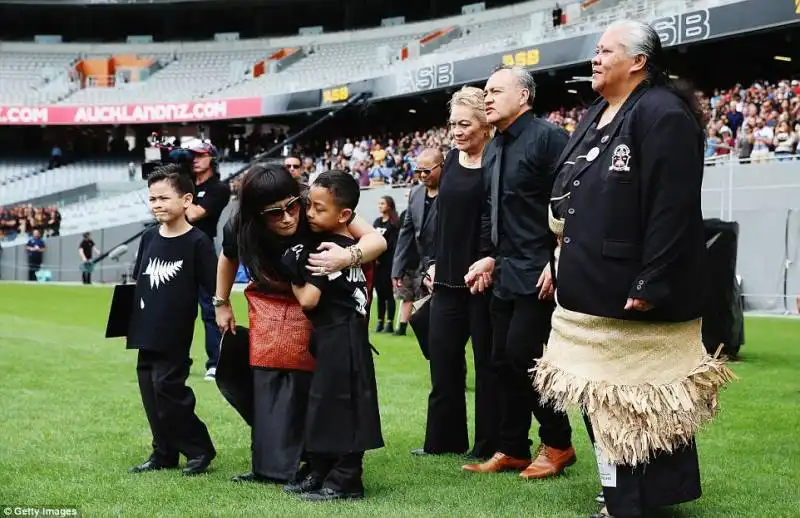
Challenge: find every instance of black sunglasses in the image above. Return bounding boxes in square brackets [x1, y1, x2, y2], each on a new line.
[414, 162, 443, 175]
[260, 197, 301, 219]
[285, 163, 301, 169]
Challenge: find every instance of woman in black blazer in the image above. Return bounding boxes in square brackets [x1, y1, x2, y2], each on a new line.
[531, 20, 734, 518]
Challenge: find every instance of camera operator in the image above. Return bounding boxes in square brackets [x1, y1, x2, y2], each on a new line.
[184, 139, 231, 381]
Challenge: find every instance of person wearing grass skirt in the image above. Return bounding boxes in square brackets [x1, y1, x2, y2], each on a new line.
[531, 20, 735, 518]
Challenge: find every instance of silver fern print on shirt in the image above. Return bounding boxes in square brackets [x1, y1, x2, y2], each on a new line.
[143, 258, 184, 289]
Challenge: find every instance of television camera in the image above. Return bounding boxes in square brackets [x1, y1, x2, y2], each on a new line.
[140, 134, 197, 180]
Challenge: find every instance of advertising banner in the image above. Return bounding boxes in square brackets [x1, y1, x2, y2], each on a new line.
[0, 97, 263, 126]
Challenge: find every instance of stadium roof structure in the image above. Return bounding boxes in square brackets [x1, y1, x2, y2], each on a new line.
[0, 0, 798, 126]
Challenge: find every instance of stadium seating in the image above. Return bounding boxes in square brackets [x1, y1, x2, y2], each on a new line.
[0, 159, 50, 185]
[216, 35, 418, 99]
[0, 50, 79, 105]
[58, 160, 246, 234]
[433, 16, 534, 57]
[63, 49, 271, 105]
[0, 160, 139, 206]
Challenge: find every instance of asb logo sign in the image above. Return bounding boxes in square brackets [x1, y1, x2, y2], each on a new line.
[652, 9, 711, 46]
[396, 63, 455, 94]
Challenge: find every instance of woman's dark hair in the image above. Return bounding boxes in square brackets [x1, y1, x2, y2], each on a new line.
[380, 195, 399, 224]
[234, 163, 301, 281]
[614, 20, 704, 131]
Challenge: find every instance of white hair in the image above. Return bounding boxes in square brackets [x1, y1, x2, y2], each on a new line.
[606, 19, 660, 61]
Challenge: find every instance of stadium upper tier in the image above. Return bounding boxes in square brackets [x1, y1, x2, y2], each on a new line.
[0, 0, 737, 107]
[0, 159, 247, 207]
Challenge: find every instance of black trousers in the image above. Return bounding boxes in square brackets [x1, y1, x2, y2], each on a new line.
[490, 295, 572, 459]
[424, 286, 498, 457]
[136, 349, 216, 462]
[374, 266, 396, 323]
[28, 260, 41, 281]
[584, 415, 702, 517]
[308, 451, 364, 493]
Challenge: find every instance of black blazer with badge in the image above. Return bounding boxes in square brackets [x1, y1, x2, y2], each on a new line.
[392, 184, 438, 279]
[553, 85, 706, 323]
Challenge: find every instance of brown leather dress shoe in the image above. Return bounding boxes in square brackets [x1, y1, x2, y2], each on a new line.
[462, 452, 531, 473]
[519, 444, 577, 479]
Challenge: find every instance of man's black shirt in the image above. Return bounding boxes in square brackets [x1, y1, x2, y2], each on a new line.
[79, 238, 95, 260]
[481, 110, 569, 299]
[193, 174, 230, 239]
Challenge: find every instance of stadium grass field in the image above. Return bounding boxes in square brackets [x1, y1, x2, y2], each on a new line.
[1, 283, 799, 518]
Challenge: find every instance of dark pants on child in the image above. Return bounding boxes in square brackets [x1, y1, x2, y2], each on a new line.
[424, 286, 498, 457]
[308, 452, 365, 493]
[197, 286, 221, 370]
[136, 349, 216, 463]
[490, 295, 572, 458]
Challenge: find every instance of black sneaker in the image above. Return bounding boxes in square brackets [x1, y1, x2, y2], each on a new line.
[375, 321, 385, 333]
[299, 487, 364, 502]
[385, 322, 395, 334]
[283, 474, 324, 494]
[182, 455, 213, 476]
[129, 456, 178, 473]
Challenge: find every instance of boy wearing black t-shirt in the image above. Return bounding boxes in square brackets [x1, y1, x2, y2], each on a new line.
[281, 170, 383, 501]
[127, 165, 217, 476]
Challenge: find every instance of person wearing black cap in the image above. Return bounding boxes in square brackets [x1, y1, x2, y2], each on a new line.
[185, 139, 231, 381]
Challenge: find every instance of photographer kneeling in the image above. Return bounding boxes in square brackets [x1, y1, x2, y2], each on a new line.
[184, 140, 231, 381]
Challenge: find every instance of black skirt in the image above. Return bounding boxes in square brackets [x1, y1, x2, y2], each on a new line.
[305, 315, 384, 454]
[252, 369, 312, 481]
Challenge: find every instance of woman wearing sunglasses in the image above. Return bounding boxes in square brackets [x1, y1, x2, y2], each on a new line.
[213, 163, 387, 486]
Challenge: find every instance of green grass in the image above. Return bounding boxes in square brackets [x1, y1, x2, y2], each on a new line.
[1, 283, 799, 517]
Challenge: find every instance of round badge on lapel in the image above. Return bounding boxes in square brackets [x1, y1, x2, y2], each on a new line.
[601, 135, 610, 144]
[586, 147, 600, 162]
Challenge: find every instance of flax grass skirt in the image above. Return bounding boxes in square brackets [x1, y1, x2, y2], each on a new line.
[532, 304, 735, 466]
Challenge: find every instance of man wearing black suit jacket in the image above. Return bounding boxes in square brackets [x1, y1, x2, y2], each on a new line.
[392, 148, 442, 293]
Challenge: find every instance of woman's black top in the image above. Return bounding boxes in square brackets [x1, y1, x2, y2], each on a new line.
[434, 149, 485, 288]
[372, 216, 398, 275]
[551, 117, 602, 220]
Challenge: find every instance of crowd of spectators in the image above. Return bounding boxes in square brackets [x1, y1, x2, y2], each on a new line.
[0, 205, 62, 242]
[284, 78, 800, 181]
[286, 127, 453, 187]
[700, 79, 800, 163]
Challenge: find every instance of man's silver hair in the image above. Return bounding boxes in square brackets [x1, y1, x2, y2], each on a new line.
[493, 64, 536, 107]
[606, 19, 660, 61]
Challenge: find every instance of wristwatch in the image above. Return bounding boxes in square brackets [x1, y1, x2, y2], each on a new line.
[211, 295, 230, 307]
